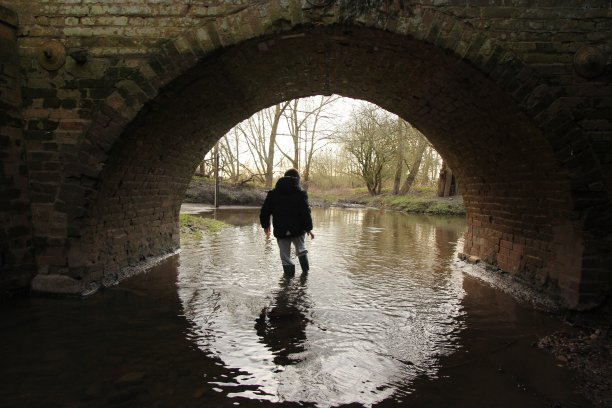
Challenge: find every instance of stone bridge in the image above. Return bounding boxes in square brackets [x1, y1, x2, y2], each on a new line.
[1, 0, 611, 309]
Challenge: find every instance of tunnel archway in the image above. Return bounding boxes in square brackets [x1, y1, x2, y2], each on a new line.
[38, 21, 608, 309]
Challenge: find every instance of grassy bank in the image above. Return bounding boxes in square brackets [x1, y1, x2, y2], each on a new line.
[373, 194, 465, 216]
[184, 176, 266, 206]
[179, 214, 228, 240]
[309, 186, 465, 216]
[184, 177, 464, 217]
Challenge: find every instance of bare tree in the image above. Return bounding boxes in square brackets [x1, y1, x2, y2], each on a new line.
[284, 99, 300, 170]
[216, 130, 241, 182]
[236, 102, 290, 187]
[195, 156, 215, 178]
[208, 95, 441, 193]
[389, 118, 431, 195]
[418, 146, 441, 186]
[342, 104, 396, 195]
[392, 117, 405, 195]
[301, 96, 341, 187]
[398, 134, 427, 195]
[278, 96, 341, 186]
[399, 122, 429, 195]
[235, 110, 266, 184]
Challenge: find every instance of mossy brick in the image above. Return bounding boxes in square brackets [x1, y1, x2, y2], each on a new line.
[42, 142, 58, 152]
[42, 97, 62, 109]
[27, 119, 59, 131]
[0, 134, 10, 148]
[24, 130, 53, 141]
[0, 109, 17, 126]
[27, 151, 57, 163]
[87, 88, 113, 99]
[8, 226, 30, 238]
[23, 87, 57, 100]
[30, 181, 57, 195]
[29, 171, 60, 183]
[78, 99, 96, 110]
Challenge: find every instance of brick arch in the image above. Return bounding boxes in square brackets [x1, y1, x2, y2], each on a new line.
[72, 3, 601, 193]
[39, 6, 609, 308]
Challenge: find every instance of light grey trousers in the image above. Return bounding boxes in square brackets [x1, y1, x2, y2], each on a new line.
[276, 234, 307, 266]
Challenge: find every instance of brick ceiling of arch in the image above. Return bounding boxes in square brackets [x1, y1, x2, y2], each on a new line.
[100, 24, 565, 217]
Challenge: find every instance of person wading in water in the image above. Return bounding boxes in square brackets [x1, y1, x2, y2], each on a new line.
[259, 169, 314, 275]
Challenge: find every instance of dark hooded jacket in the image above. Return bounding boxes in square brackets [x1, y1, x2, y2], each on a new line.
[259, 176, 313, 239]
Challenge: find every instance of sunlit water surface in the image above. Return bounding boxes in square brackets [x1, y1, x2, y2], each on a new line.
[178, 208, 466, 407]
[0, 207, 591, 408]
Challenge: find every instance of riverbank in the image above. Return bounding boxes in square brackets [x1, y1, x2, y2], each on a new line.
[538, 323, 611, 407]
[460, 260, 612, 408]
[179, 214, 227, 240]
[309, 186, 465, 216]
[183, 176, 267, 206]
[184, 178, 465, 216]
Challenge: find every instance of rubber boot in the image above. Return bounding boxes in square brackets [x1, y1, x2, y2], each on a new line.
[282, 264, 295, 276]
[298, 254, 309, 273]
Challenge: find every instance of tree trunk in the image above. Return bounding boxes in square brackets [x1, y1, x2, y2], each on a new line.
[392, 158, 402, 195]
[437, 161, 447, 197]
[419, 147, 432, 185]
[264, 104, 284, 188]
[399, 139, 427, 195]
[235, 133, 240, 182]
[292, 99, 300, 170]
[367, 183, 376, 196]
[303, 150, 313, 191]
[392, 118, 404, 195]
[443, 167, 453, 197]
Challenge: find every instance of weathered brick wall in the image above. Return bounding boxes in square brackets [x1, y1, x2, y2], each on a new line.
[433, 1, 612, 197]
[0, 6, 35, 296]
[0, 0, 609, 308]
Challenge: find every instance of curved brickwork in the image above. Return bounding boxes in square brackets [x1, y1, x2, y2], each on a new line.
[0, 1, 610, 308]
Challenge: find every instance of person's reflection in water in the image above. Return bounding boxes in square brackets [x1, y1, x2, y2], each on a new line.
[255, 274, 311, 366]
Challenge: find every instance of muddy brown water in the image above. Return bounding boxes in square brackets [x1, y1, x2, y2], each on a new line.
[0, 207, 592, 407]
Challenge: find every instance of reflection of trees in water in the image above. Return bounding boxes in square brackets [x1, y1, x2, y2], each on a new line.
[342, 209, 465, 289]
[203, 208, 260, 226]
[255, 274, 311, 366]
[364, 210, 463, 256]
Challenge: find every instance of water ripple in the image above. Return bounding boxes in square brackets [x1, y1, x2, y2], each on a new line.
[177, 208, 467, 407]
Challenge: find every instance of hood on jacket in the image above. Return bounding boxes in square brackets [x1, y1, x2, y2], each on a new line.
[274, 176, 300, 194]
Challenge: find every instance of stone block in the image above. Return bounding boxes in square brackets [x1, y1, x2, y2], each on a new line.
[0, 5, 18, 28]
[31, 273, 85, 295]
[467, 255, 481, 264]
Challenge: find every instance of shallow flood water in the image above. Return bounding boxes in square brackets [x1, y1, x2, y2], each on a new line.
[0, 207, 591, 407]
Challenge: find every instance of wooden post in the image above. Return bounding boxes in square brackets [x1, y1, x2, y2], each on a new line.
[214, 143, 220, 208]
